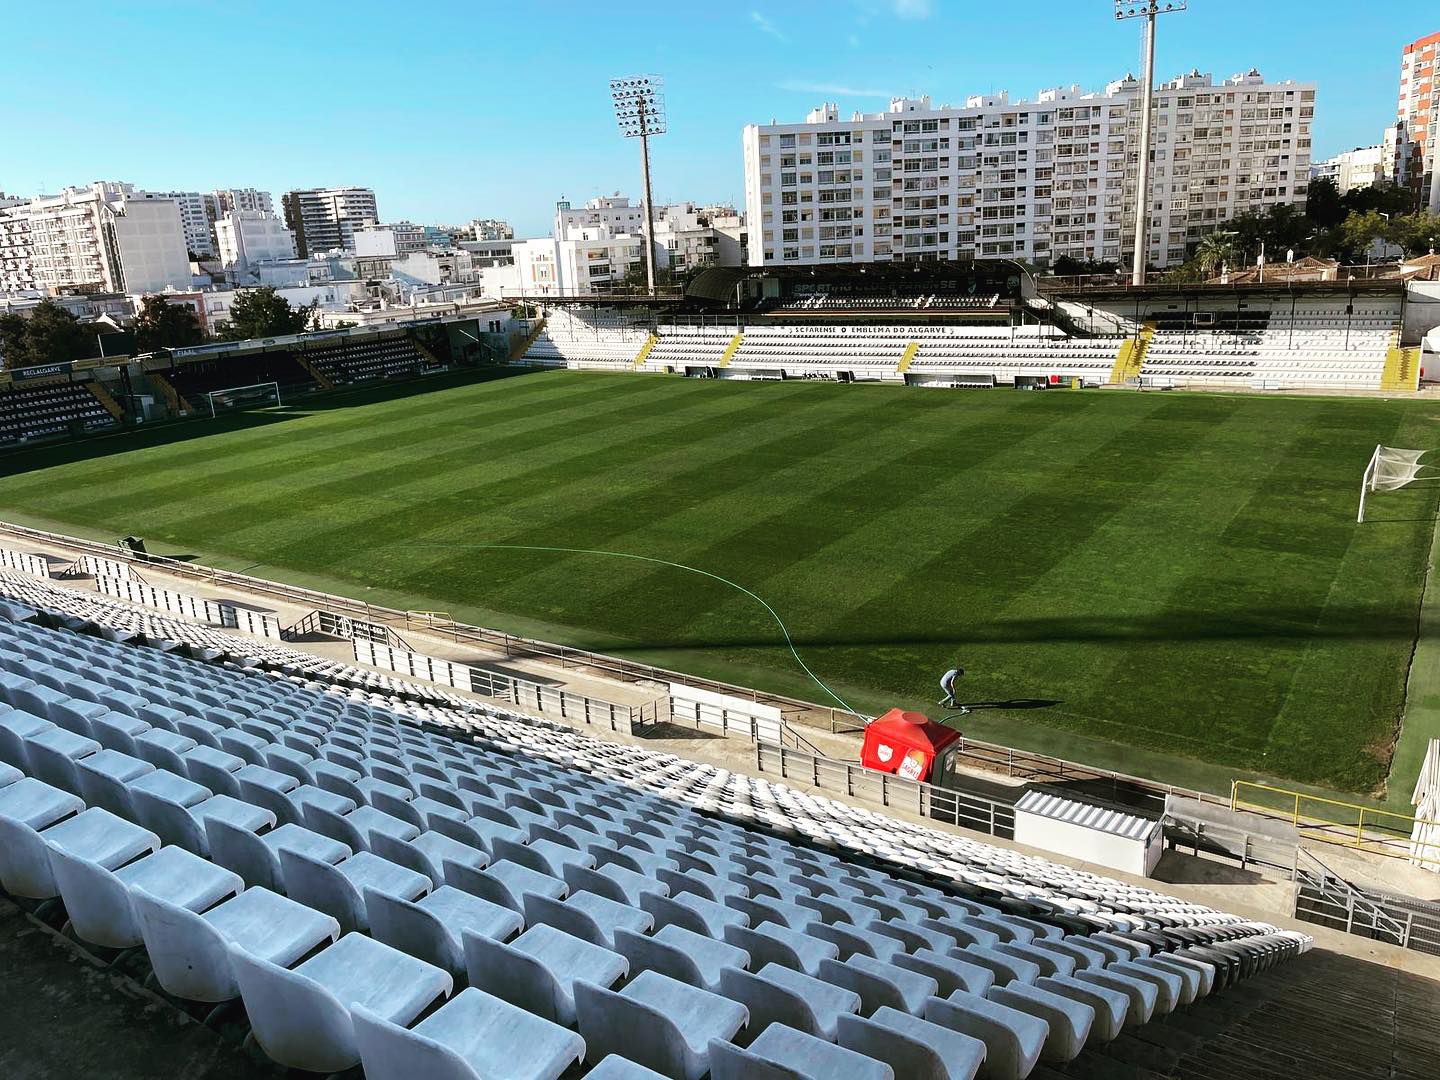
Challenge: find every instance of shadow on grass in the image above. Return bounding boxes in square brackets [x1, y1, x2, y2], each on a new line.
[597, 606, 1435, 651]
[0, 366, 543, 478]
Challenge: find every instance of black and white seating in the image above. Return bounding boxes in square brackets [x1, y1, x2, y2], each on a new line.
[0, 595, 1310, 1078]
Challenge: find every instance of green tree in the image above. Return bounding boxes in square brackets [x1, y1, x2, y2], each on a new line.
[1342, 182, 1416, 218]
[1304, 176, 1345, 229]
[217, 287, 317, 341]
[0, 300, 94, 370]
[132, 295, 204, 352]
[1193, 233, 1237, 278]
[1339, 210, 1392, 262]
[1389, 212, 1440, 258]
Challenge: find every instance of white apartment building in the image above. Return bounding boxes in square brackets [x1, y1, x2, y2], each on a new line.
[281, 187, 379, 256]
[511, 231, 646, 295]
[1311, 145, 1385, 195]
[0, 194, 30, 294]
[469, 218, 514, 241]
[214, 188, 273, 215]
[743, 69, 1315, 270]
[0, 183, 192, 295]
[214, 210, 297, 271]
[353, 222, 426, 258]
[156, 191, 218, 258]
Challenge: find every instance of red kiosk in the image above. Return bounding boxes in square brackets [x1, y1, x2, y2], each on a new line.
[860, 708, 962, 784]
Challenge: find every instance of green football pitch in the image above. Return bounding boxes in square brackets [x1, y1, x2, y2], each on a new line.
[1, 369, 1437, 794]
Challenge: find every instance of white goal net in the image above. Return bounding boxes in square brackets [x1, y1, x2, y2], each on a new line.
[1358, 444, 1437, 521]
[206, 381, 282, 418]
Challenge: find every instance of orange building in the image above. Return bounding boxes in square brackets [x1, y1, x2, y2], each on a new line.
[1395, 31, 1440, 210]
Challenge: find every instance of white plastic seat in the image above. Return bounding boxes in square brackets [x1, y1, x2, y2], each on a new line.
[229, 932, 452, 1073]
[133, 885, 340, 1002]
[352, 987, 585, 1080]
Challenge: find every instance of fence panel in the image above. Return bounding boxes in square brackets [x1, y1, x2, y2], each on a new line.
[755, 742, 1015, 838]
[0, 547, 53, 578]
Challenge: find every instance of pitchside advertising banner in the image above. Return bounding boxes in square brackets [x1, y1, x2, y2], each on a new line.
[12, 362, 72, 382]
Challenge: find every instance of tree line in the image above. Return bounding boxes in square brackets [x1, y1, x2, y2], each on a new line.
[0, 288, 325, 370]
[1051, 177, 1440, 282]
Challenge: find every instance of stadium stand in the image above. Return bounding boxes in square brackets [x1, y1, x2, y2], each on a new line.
[0, 569, 1326, 1079]
[0, 570, 471, 710]
[526, 311, 650, 371]
[1139, 299, 1401, 390]
[529, 294, 1417, 392]
[304, 327, 453, 386]
[0, 381, 119, 444]
[162, 351, 315, 406]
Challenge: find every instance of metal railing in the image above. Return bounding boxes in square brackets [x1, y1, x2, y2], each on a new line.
[1291, 849, 1440, 956]
[754, 742, 1016, 838]
[0, 519, 810, 718]
[1231, 780, 1440, 867]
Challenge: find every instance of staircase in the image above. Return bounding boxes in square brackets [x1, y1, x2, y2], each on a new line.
[509, 318, 546, 362]
[408, 333, 445, 371]
[1109, 321, 1155, 384]
[632, 334, 658, 368]
[294, 352, 335, 390]
[1381, 329, 1421, 392]
[718, 333, 744, 368]
[897, 341, 920, 373]
[147, 371, 192, 416]
[85, 381, 125, 422]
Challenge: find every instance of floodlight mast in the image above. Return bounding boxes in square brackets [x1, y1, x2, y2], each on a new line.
[610, 75, 667, 296]
[1115, 2, 1188, 287]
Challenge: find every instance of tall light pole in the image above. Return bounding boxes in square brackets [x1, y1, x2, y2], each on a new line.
[609, 75, 667, 296]
[1115, 2, 1188, 286]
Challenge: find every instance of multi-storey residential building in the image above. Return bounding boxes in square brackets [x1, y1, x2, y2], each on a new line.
[469, 218, 514, 241]
[743, 69, 1314, 270]
[213, 211, 297, 271]
[353, 222, 426, 257]
[156, 191, 218, 258]
[214, 188, 273, 215]
[281, 187, 379, 256]
[1391, 31, 1440, 210]
[0, 194, 31, 294]
[1311, 145, 1385, 195]
[0, 183, 191, 295]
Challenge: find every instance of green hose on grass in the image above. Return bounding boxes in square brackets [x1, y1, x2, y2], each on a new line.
[410, 541, 861, 719]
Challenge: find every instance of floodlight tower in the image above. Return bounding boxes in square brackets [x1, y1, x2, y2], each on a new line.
[1115, 1, 1188, 286]
[609, 75, 667, 296]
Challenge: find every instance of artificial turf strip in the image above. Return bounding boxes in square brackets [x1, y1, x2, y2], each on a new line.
[0, 369, 1435, 793]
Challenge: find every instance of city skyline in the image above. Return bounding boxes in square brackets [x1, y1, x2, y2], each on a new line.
[1, 1, 1434, 238]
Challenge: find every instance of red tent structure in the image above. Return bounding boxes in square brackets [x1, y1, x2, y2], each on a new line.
[860, 708, 961, 784]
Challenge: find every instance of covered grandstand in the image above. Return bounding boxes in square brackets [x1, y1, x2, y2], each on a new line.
[522, 263, 1428, 394]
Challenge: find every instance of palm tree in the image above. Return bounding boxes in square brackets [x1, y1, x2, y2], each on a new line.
[1194, 233, 1237, 278]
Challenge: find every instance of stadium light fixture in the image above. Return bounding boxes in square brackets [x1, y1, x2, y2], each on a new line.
[609, 75, 667, 296]
[1114, 1, 1188, 287]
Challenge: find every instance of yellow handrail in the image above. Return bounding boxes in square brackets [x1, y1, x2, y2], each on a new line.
[1230, 779, 1440, 865]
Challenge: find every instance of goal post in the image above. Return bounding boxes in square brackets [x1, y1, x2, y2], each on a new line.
[206, 381, 282, 419]
[1358, 444, 1438, 522]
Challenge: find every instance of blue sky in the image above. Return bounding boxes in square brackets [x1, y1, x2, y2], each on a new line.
[0, 2, 1432, 237]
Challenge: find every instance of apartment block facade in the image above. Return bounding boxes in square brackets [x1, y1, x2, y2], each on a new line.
[214, 210, 297, 271]
[0, 183, 192, 295]
[743, 69, 1315, 270]
[281, 187, 379, 256]
[1391, 31, 1440, 210]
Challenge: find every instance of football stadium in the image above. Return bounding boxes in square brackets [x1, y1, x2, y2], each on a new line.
[5, 6, 1440, 1079]
[3, 256, 1440, 1079]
